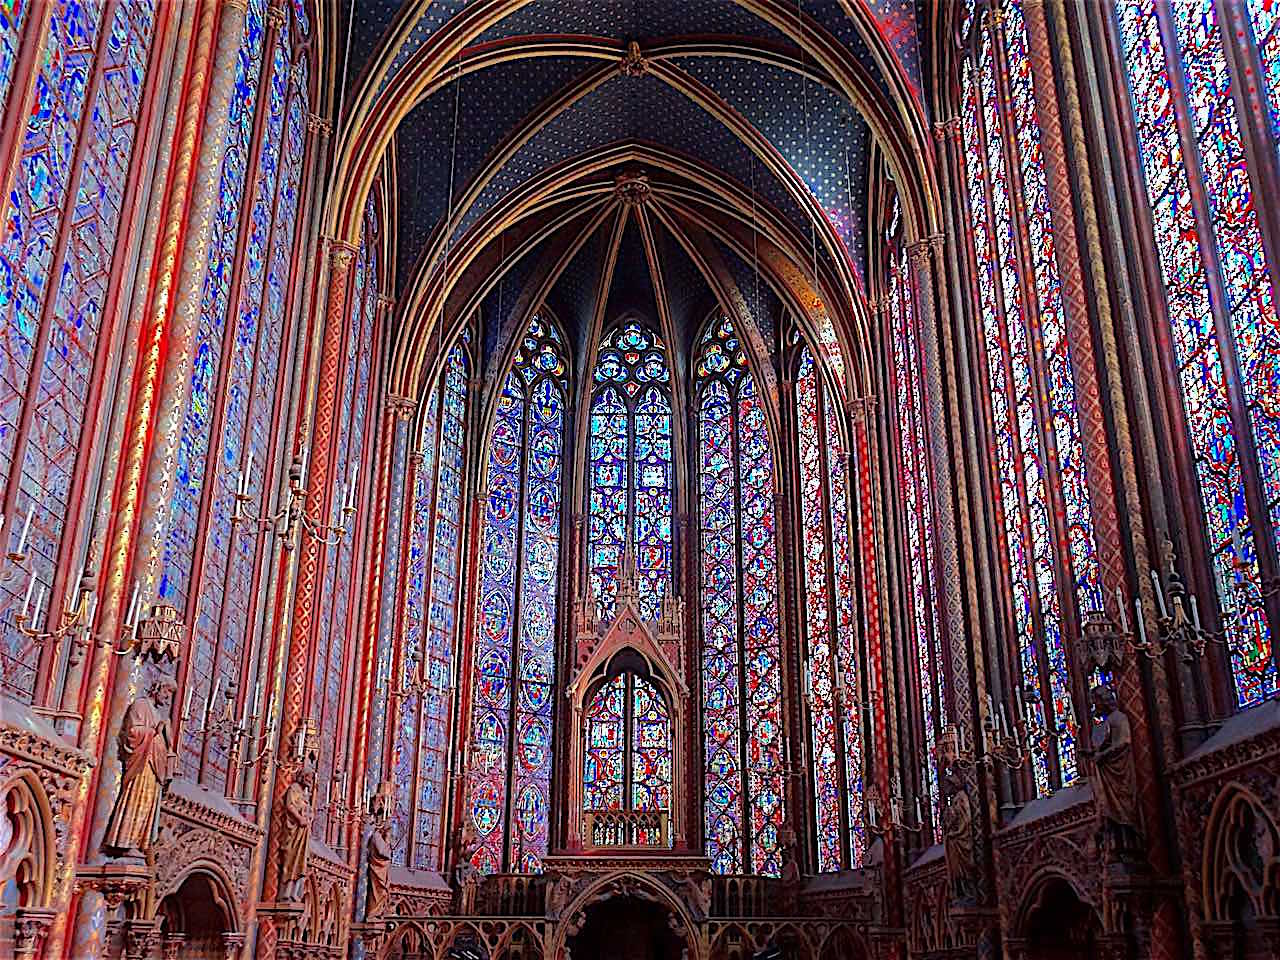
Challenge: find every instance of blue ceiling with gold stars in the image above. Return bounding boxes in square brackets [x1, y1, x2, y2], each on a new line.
[352, 1, 933, 341]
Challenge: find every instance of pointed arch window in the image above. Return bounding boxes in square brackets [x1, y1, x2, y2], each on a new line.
[795, 347, 864, 872]
[582, 669, 673, 845]
[696, 315, 785, 877]
[1116, 0, 1280, 706]
[0, 0, 161, 701]
[588, 321, 673, 623]
[958, 0, 1103, 795]
[390, 332, 470, 870]
[885, 249, 946, 842]
[465, 316, 568, 875]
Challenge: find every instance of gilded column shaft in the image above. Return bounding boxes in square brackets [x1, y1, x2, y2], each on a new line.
[257, 240, 356, 960]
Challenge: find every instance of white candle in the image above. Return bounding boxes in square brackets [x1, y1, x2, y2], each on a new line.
[1190, 594, 1201, 631]
[16, 505, 33, 555]
[245, 451, 254, 487]
[1136, 595, 1150, 648]
[86, 592, 98, 625]
[253, 680, 262, 717]
[31, 585, 44, 625]
[183, 685, 194, 720]
[1150, 568, 1168, 618]
[21, 572, 35, 618]
[1117, 587, 1129, 633]
[297, 724, 306, 759]
[210, 676, 221, 715]
[915, 797, 923, 824]
[126, 582, 140, 626]
[299, 446, 309, 485]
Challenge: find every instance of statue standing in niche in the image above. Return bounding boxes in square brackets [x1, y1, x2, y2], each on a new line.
[779, 826, 802, 914]
[103, 676, 178, 857]
[365, 793, 392, 920]
[279, 766, 315, 902]
[939, 749, 976, 902]
[1087, 683, 1141, 855]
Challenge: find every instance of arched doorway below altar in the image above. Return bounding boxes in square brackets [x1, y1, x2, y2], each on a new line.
[566, 896, 688, 960]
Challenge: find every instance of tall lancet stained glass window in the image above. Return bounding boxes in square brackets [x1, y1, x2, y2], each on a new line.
[1117, 0, 1279, 706]
[795, 347, 864, 872]
[466, 317, 568, 875]
[696, 316, 785, 876]
[958, 2, 1102, 795]
[0, 0, 159, 701]
[392, 334, 470, 870]
[588, 321, 674, 623]
[886, 251, 946, 842]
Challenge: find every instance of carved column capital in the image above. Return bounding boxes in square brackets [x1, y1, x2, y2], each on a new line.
[265, 1, 288, 30]
[306, 112, 332, 138]
[386, 393, 416, 421]
[932, 117, 963, 143]
[326, 237, 358, 269]
[12, 908, 56, 960]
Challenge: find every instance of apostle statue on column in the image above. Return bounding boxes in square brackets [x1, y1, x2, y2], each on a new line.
[1087, 683, 1141, 857]
[279, 766, 316, 902]
[365, 789, 393, 920]
[103, 675, 178, 857]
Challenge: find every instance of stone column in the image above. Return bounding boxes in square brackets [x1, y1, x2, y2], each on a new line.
[257, 238, 357, 959]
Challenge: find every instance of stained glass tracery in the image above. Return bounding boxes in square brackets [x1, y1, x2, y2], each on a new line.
[588, 321, 673, 623]
[795, 347, 863, 871]
[582, 669, 673, 839]
[465, 315, 566, 874]
[697, 316, 784, 877]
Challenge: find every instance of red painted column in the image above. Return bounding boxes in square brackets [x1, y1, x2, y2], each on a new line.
[853, 399, 902, 943]
[257, 237, 356, 957]
[347, 389, 413, 860]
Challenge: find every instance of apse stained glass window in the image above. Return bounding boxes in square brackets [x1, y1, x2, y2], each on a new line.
[394, 335, 470, 870]
[1117, 0, 1279, 707]
[588, 321, 673, 623]
[795, 347, 864, 872]
[0, 0, 158, 702]
[582, 669, 673, 842]
[958, 5, 1105, 794]
[886, 254, 945, 842]
[465, 316, 568, 875]
[696, 316, 785, 877]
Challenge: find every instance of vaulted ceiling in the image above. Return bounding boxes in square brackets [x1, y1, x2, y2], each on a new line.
[327, 1, 939, 401]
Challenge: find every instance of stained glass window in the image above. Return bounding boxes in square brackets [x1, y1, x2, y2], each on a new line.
[402, 334, 470, 869]
[588, 321, 673, 623]
[0, 0, 158, 702]
[582, 669, 673, 839]
[957, 4, 1105, 794]
[465, 316, 567, 875]
[696, 316, 785, 877]
[1117, 0, 1278, 706]
[886, 253, 946, 842]
[795, 347, 864, 871]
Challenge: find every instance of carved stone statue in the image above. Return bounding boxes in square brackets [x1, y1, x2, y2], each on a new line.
[939, 757, 976, 902]
[365, 797, 392, 920]
[779, 826, 802, 914]
[279, 766, 315, 902]
[103, 676, 178, 857]
[1088, 683, 1141, 854]
[452, 823, 481, 914]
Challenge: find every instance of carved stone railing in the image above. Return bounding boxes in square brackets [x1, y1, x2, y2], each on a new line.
[585, 809, 668, 848]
